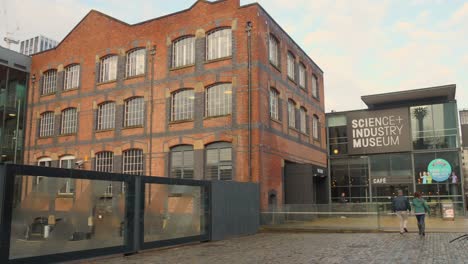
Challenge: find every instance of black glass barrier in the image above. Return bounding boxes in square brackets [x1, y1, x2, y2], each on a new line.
[0, 164, 210, 263]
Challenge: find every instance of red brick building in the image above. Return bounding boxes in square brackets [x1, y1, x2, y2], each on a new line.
[25, 0, 327, 209]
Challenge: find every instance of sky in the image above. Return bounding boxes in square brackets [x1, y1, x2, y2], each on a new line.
[1, 0, 467, 112]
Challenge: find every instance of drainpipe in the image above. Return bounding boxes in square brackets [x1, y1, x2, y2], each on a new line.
[27, 74, 36, 165]
[148, 46, 156, 204]
[246, 21, 253, 182]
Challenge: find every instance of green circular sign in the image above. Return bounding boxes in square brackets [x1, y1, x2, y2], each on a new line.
[428, 158, 451, 182]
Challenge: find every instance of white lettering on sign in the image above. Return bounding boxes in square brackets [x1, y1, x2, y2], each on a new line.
[373, 178, 387, 184]
[317, 169, 324, 174]
[351, 115, 404, 149]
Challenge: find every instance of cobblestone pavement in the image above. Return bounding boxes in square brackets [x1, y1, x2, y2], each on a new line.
[89, 232, 468, 264]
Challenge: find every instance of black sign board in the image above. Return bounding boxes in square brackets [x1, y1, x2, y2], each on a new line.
[347, 108, 411, 155]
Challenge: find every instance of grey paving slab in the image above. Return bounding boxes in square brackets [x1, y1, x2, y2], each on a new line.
[87, 232, 468, 264]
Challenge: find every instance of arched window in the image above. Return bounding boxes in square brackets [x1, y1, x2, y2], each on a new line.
[95, 151, 114, 196]
[312, 75, 319, 98]
[124, 97, 144, 127]
[99, 55, 118, 82]
[206, 142, 232, 180]
[172, 89, 195, 121]
[288, 99, 296, 129]
[170, 145, 194, 179]
[206, 83, 232, 117]
[64, 64, 80, 90]
[313, 115, 320, 139]
[206, 28, 232, 60]
[298, 63, 306, 88]
[287, 52, 295, 80]
[36, 157, 52, 186]
[269, 88, 279, 120]
[172, 36, 195, 68]
[97, 101, 115, 130]
[126, 48, 146, 77]
[269, 34, 279, 67]
[42, 69, 57, 95]
[39, 111, 55, 137]
[123, 149, 144, 175]
[61, 108, 78, 134]
[300, 107, 307, 134]
[59, 155, 75, 194]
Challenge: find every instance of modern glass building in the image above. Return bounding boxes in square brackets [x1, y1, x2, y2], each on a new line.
[327, 85, 465, 216]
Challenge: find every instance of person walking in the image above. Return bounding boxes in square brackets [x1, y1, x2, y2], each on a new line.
[392, 189, 411, 234]
[412, 192, 430, 237]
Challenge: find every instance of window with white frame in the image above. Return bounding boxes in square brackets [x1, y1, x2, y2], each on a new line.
[288, 100, 296, 128]
[170, 145, 194, 179]
[269, 35, 279, 67]
[126, 49, 146, 77]
[124, 97, 144, 127]
[206, 83, 232, 117]
[287, 52, 295, 80]
[99, 55, 118, 83]
[64, 64, 80, 90]
[61, 108, 78, 134]
[172, 36, 195, 68]
[36, 157, 51, 187]
[39, 111, 55, 137]
[96, 151, 114, 195]
[42, 69, 57, 95]
[59, 155, 75, 194]
[123, 149, 144, 175]
[298, 63, 306, 88]
[460, 111, 468, 125]
[300, 107, 307, 134]
[172, 89, 194, 121]
[312, 75, 319, 98]
[313, 115, 319, 139]
[97, 102, 115, 130]
[270, 88, 279, 120]
[206, 28, 232, 60]
[206, 142, 232, 180]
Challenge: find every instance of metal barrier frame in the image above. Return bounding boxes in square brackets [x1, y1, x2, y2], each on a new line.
[0, 164, 211, 264]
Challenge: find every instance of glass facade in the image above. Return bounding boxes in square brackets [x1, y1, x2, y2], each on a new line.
[327, 101, 465, 215]
[0, 64, 27, 164]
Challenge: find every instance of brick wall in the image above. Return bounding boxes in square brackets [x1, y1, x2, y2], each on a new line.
[25, 0, 327, 209]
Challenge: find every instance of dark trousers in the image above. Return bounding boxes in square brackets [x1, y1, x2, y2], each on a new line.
[416, 214, 426, 235]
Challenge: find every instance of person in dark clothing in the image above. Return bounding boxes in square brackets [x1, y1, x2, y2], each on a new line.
[412, 192, 430, 237]
[392, 189, 411, 234]
[339, 192, 348, 203]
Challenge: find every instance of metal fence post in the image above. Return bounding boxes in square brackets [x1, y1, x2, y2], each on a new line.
[377, 203, 381, 231]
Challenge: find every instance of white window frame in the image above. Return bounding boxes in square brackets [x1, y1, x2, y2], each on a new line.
[61, 108, 78, 135]
[64, 64, 80, 90]
[288, 100, 296, 128]
[205, 142, 232, 180]
[312, 75, 319, 98]
[300, 107, 307, 134]
[123, 149, 144, 175]
[36, 157, 52, 186]
[287, 52, 295, 80]
[270, 88, 279, 120]
[42, 70, 57, 95]
[39, 111, 55, 137]
[298, 63, 306, 88]
[313, 115, 319, 139]
[172, 36, 195, 68]
[172, 89, 195, 121]
[206, 28, 232, 61]
[95, 151, 114, 196]
[58, 155, 75, 195]
[269, 35, 279, 67]
[126, 49, 146, 77]
[124, 97, 145, 127]
[205, 83, 232, 117]
[97, 102, 115, 130]
[99, 55, 118, 83]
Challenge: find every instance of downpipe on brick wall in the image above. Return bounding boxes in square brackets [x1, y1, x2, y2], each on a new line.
[149, 45, 156, 203]
[246, 21, 253, 182]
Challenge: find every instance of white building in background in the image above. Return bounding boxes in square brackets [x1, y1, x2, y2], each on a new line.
[19, 35, 58, 56]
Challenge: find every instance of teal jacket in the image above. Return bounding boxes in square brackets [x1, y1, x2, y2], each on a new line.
[412, 198, 430, 214]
